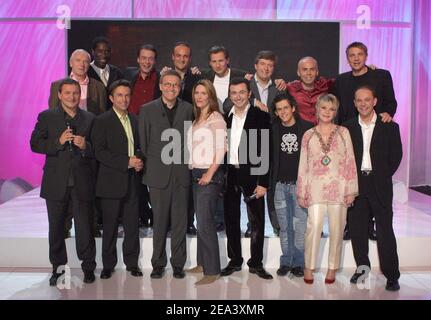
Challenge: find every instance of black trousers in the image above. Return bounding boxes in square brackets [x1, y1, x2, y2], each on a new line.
[139, 183, 153, 222]
[224, 166, 265, 268]
[348, 174, 400, 281]
[100, 170, 140, 270]
[46, 187, 96, 272]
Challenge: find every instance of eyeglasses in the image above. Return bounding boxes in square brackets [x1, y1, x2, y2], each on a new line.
[162, 82, 181, 89]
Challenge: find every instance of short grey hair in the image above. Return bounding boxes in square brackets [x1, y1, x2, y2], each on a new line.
[69, 49, 91, 64]
[315, 94, 339, 121]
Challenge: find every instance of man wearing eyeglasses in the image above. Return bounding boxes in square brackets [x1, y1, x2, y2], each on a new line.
[124, 44, 161, 115]
[138, 70, 193, 280]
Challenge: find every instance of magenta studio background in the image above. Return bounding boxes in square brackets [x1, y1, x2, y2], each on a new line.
[0, 0, 430, 189]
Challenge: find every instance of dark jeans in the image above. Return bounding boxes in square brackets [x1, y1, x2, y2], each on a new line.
[192, 168, 223, 275]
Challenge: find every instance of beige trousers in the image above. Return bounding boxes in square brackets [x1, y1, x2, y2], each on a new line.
[305, 204, 347, 270]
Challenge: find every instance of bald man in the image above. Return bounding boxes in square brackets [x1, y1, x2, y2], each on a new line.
[286, 57, 334, 124]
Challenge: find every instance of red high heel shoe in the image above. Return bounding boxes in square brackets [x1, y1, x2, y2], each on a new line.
[304, 278, 314, 284]
[325, 277, 335, 284]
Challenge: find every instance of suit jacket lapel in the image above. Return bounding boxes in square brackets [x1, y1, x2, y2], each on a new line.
[250, 79, 261, 101]
[156, 98, 171, 128]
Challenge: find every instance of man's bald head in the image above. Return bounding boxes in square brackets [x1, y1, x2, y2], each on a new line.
[297, 56, 319, 88]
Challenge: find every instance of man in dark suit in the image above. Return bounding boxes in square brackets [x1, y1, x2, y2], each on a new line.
[124, 44, 161, 115]
[344, 85, 402, 291]
[88, 36, 124, 109]
[335, 42, 397, 241]
[92, 80, 143, 279]
[139, 70, 193, 279]
[30, 78, 96, 286]
[49, 49, 107, 116]
[221, 77, 273, 280]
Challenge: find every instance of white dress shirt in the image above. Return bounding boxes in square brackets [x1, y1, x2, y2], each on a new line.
[359, 111, 377, 171]
[254, 74, 272, 106]
[213, 68, 231, 113]
[228, 104, 250, 165]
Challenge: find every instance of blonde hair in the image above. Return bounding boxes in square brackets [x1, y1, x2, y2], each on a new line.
[315, 94, 339, 122]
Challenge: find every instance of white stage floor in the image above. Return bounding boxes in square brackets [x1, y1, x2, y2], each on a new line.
[0, 188, 431, 300]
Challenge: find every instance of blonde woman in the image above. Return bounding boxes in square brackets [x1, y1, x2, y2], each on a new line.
[187, 79, 227, 285]
[297, 94, 358, 284]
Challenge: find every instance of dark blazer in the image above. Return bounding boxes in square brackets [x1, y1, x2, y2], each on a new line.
[223, 76, 282, 115]
[179, 68, 202, 104]
[123, 67, 161, 100]
[49, 78, 107, 115]
[92, 109, 140, 199]
[30, 106, 95, 201]
[88, 63, 124, 89]
[202, 67, 247, 83]
[269, 117, 314, 193]
[343, 117, 402, 207]
[334, 68, 397, 124]
[88, 64, 124, 110]
[139, 98, 193, 189]
[225, 105, 270, 188]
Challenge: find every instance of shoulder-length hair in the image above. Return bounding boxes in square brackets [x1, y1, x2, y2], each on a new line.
[192, 79, 220, 120]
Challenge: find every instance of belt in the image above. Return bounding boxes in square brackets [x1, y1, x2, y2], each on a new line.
[361, 170, 372, 176]
[278, 180, 296, 185]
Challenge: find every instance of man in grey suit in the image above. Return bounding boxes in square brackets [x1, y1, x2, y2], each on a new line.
[139, 70, 193, 279]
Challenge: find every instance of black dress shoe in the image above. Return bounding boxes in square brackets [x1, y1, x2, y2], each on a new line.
[150, 266, 165, 279]
[100, 268, 114, 279]
[83, 271, 95, 283]
[385, 280, 400, 291]
[127, 267, 143, 277]
[273, 228, 280, 237]
[350, 272, 366, 284]
[244, 226, 252, 238]
[249, 267, 273, 280]
[49, 270, 65, 286]
[173, 267, 185, 279]
[291, 266, 304, 277]
[276, 265, 291, 276]
[220, 264, 242, 276]
[186, 225, 197, 235]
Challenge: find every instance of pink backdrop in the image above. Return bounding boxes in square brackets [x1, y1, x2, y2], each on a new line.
[0, 0, 427, 188]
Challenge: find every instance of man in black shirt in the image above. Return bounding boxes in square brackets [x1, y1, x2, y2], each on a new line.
[270, 92, 313, 277]
[30, 78, 97, 286]
[334, 42, 397, 241]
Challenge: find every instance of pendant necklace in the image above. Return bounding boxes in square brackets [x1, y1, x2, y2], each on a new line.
[313, 125, 339, 166]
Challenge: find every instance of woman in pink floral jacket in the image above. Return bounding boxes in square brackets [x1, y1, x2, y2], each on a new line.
[297, 94, 358, 284]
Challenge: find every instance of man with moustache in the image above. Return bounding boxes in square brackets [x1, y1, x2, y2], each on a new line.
[344, 86, 402, 291]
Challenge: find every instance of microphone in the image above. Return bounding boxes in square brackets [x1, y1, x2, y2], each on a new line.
[66, 121, 73, 152]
